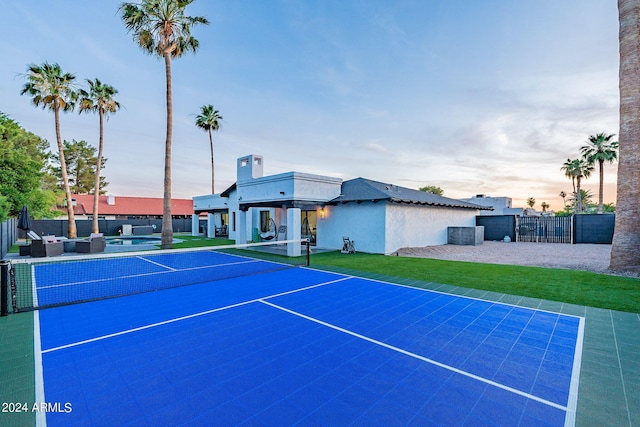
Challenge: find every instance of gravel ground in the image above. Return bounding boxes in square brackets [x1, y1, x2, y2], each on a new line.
[394, 241, 615, 274]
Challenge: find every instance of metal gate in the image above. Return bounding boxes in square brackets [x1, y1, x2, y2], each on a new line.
[516, 216, 572, 243]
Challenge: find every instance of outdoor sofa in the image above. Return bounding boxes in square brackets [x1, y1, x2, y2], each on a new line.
[75, 233, 106, 254]
[30, 236, 64, 257]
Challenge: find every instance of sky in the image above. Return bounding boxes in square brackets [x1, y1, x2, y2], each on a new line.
[0, 0, 620, 211]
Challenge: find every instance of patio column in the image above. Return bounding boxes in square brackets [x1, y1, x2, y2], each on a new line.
[191, 214, 199, 237]
[207, 213, 215, 238]
[237, 210, 247, 244]
[287, 208, 301, 257]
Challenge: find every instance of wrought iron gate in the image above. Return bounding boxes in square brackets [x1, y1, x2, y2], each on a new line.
[516, 216, 572, 243]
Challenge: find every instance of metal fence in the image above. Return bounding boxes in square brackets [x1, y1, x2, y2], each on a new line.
[0, 218, 17, 259]
[516, 216, 572, 243]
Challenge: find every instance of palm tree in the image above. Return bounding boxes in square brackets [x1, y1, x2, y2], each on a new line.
[526, 197, 536, 209]
[574, 159, 594, 214]
[195, 105, 223, 194]
[580, 132, 618, 214]
[120, 0, 208, 249]
[561, 158, 580, 193]
[78, 79, 121, 234]
[561, 158, 593, 213]
[559, 191, 567, 207]
[20, 62, 78, 238]
[541, 202, 549, 213]
[611, 0, 640, 272]
[568, 189, 594, 213]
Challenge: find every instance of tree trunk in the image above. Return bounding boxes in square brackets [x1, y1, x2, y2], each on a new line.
[209, 128, 214, 194]
[611, 0, 640, 272]
[576, 177, 582, 214]
[598, 159, 605, 214]
[92, 110, 104, 234]
[161, 52, 174, 249]
[55, 106, 77, 239]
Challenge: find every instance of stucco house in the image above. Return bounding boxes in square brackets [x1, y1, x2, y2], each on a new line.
[192, 155, 487, 255]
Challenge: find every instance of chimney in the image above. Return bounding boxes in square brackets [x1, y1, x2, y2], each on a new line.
[107, 195, 116, 205]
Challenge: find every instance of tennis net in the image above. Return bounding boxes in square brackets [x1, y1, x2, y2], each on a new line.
[1, 239, 310, 313]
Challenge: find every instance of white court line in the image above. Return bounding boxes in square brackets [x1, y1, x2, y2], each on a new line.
[36, 259, 259, 290]
[260, 299, 569, 412]
[33, 311, 47, 427]
[41, 276, 351, 354]
[564, 317, 585, 427]
[136, 255, 177, 271]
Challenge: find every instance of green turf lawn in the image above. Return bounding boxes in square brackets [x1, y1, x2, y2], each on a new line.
[310, 252, 640, 314]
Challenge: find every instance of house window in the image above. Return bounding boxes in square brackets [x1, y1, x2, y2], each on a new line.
[260, 211, 271, 232]
[232, 212, 236, 232]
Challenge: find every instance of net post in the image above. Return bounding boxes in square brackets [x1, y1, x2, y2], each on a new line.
[305, 239, 310, 266]
[1, 260, 9, 316]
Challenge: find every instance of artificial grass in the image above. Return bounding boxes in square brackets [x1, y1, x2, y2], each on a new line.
[310, 252, 640, 314]
[171, 235, 234, 249]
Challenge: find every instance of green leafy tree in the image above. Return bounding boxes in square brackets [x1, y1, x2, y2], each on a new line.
[120, 0, 209, 249]
[195, 104, 223, 194]
[611, 0, 640, 271]
[78, 78, 120, 233]
[0, 111, 59, 219]
[20, 62, 79, 237]
[419, 185, 444, 196]
[580, 132, 618, 214]
[51, 140, 108, 195]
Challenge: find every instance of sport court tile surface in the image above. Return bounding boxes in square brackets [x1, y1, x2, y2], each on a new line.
[36, 267, 582, 426]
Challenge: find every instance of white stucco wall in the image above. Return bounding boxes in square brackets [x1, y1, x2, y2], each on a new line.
[317, 202, 478, 254]
[238, 172, 342, 205]
[317, 203, 387, 253]
[384, 204, 478, 253]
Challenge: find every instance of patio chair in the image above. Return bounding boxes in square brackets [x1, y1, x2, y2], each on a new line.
[341, 237, 355, 254]
[31, 236, 64, 257]
[76, 233, 106, 254]
[276, 225, 287, 241]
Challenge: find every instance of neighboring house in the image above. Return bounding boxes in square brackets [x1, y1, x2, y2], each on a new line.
[193, 155, 489, 254]
[460, 194, 524, 216]
[61, 194, 194, 220]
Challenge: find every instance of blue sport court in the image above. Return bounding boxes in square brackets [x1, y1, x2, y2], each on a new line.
[28, 249, 584, 426]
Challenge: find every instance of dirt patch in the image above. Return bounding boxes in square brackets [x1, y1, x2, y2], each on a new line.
[393, 241, 614, 274]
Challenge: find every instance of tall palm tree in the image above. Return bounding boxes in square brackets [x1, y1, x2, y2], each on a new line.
[195, 105, 223, 194]
[561, 158, 579, 193]
[574, 159, 594, 214]
[20, 62, 78, 238]
[580, 132, 618, 214]
[120, 0, 208, 249]
[561, 158, 593, 213]
[78, 79, 121, 234]
[611, 0, 640, 272]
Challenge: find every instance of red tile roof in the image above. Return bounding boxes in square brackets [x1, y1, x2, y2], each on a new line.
[70, 194, 193, 216]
